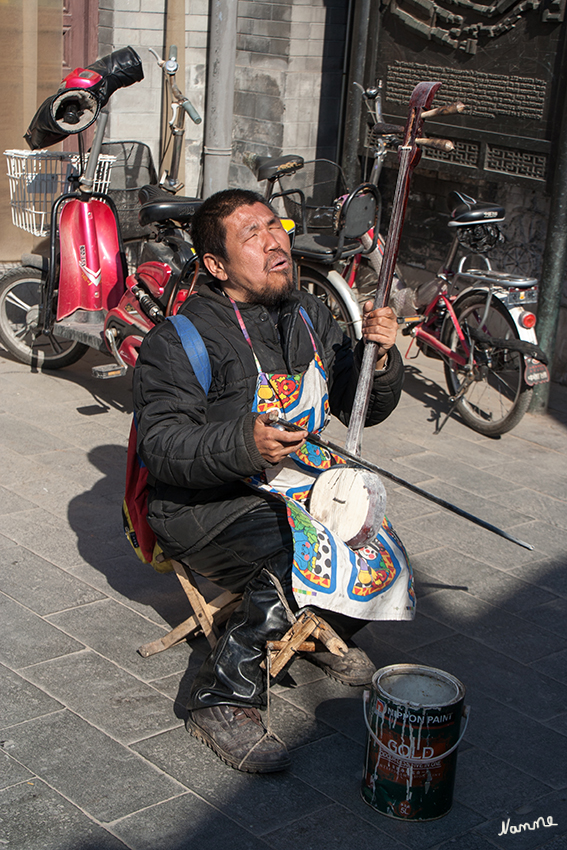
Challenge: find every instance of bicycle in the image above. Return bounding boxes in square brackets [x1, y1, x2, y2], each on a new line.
[391, 191, 549, 436]
[111, 45, 202, 275]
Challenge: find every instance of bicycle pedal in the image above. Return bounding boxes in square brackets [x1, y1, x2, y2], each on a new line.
[92, 363, 128, 379]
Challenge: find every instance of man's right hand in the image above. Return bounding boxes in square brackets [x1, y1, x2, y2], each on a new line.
[253, 412, 307, 464]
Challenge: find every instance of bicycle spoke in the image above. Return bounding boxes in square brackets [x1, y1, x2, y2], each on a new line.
[442, 292, 530, 435]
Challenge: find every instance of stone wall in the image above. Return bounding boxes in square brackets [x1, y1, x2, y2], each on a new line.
[99, 0, 348, 198]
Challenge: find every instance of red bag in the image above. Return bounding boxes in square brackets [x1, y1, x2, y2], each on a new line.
[122, 314, 211, 573]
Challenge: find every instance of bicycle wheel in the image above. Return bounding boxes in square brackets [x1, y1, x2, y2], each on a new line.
[441, 291, 532, 436]
[0, 267, 88, 369]
[299, 269, 358, 342]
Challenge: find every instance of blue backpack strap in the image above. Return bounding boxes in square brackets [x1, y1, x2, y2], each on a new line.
[167, 314, 212, 394]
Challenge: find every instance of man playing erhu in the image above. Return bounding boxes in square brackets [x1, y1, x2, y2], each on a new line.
[133, 189, 414, 773]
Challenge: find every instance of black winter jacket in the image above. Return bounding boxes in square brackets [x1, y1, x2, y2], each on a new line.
[132, 282, 404, 560]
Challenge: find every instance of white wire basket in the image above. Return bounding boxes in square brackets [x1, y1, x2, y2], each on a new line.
[4, 149, 116, 237]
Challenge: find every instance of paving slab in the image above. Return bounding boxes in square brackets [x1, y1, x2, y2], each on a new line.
[417, 590, 563, 664]
[413, 547, 556, 613]
[21, 649, 182, 744]
[452, 746, 553, 819]
[530, 648, 567, 685]
[509, 559, 567, 599]
[410, 632, 567, 721]
[263, 802, 408, 849]
[0, 780, 130, 850]
[0, 413, 68, 455]
[0, 593, 85, 668]
[458, 693, 567, 789]
[0, 750, 35, 790]
[0, 545, 106, 615]
[396, 510, 545, 571]
[0, 506, 121, 570]
[358, 608, 457, 653]
[273, 678, 369, 747]
[0, 484, 37, 515]
[473, 788, 567, 850]
[111, 791, 272, 850]
[0, 662, 63, 727]
[520, 596, 567, 640]
[46, 596, 192, 680]
[1, 710, 185, 823]
[131, 725, 331, 835]
[66, 554, 199, 627]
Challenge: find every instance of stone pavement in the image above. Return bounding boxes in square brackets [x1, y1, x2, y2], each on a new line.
[0, 340, 566, 850]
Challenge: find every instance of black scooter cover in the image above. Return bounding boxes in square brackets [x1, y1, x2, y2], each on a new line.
[24, 46, 144, 150]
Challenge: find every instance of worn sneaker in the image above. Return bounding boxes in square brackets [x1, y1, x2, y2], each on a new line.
[186, 704, 291, 773]
[304, 641, 376, 686]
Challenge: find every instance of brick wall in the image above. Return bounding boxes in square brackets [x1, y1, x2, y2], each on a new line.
[231, 0, 348, 191]
[99, 0, 166, 177]
[99, 0, 348, 197]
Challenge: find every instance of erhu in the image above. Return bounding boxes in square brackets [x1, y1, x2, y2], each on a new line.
[272, 83, 532, 553]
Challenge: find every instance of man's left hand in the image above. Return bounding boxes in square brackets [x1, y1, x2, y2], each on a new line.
[361, 302, 397, 370]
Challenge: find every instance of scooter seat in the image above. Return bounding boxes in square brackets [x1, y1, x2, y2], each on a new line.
[292, 232, 361, 261]
[139, 197, 202, 227]
[138, 185, 202, 227]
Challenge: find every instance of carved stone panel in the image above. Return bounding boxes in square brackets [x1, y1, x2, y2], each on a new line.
[374, 0, 566, 183]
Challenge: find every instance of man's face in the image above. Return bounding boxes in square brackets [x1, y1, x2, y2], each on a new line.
[202, 202, 295, 307]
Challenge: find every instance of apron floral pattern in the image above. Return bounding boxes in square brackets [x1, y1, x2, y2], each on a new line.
[232, 300, 415, 622]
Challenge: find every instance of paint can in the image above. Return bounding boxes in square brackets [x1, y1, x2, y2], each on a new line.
[361, 663, 468, 821]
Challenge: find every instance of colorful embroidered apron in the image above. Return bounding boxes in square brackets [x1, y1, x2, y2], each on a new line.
[232, 300, 415, 622]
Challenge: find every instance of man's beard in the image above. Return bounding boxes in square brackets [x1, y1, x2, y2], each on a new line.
[248, 259, 297, 309]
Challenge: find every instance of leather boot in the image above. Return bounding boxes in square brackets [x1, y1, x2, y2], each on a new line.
[189, 558, 295, 710]
[187, 704, 290, 773]
[304, 639, 376, 686]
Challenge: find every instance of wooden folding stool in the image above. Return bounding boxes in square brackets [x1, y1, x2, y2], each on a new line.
[137, 559, 348, 676]
[137, 559, 241, 656]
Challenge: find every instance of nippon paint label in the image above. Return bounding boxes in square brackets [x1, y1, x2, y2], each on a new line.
[362, 664, 466, 821]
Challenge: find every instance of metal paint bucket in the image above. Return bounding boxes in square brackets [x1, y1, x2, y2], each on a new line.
[361, 664, 468, 821]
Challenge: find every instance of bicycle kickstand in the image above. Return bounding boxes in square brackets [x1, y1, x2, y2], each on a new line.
[434, 374, 475, 435]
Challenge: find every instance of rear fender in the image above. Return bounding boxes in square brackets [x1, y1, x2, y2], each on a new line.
[103, 293, 153, 364]
[325, 269, 363, 339]
[455, 286, 537, 344]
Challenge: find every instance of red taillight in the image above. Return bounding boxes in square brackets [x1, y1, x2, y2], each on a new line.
[519, 311, 536, 329]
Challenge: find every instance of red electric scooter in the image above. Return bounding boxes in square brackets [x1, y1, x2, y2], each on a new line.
[0, 46, 203, 377]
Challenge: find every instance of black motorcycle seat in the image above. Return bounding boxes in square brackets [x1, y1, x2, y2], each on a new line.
[138, 185, 202, 227]
[448, 191, 505, 226]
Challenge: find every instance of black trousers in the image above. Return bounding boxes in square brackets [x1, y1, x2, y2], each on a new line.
[186, 497, 368, 709]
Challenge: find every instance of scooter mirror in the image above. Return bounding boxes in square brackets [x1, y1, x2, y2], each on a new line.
[51, 88, 100, 134]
